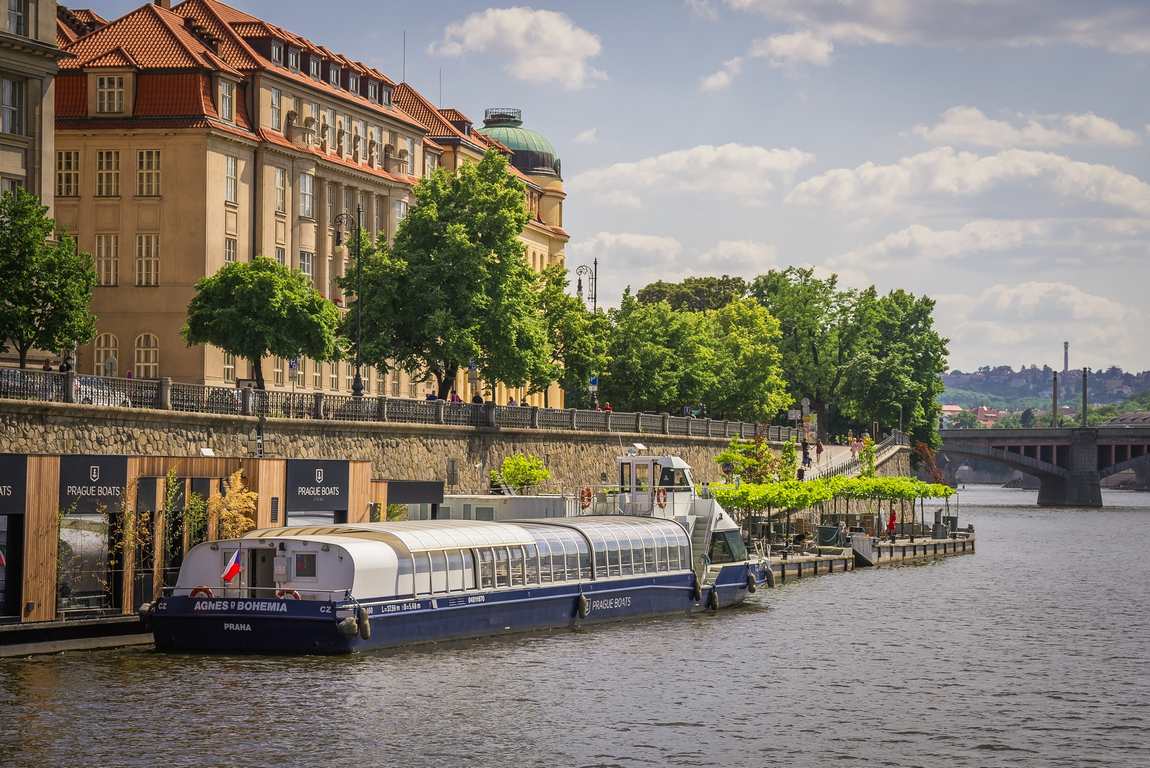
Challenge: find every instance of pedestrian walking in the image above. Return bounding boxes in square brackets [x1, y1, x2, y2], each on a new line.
[816, 440, 824, 463]
[507, 396, 517, 407]
[887, 509, 897, 542]
[801, 440, 812, 468]
[41, 359, 51, 371]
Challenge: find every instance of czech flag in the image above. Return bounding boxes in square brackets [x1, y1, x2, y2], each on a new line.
[220, 549, 242, 583]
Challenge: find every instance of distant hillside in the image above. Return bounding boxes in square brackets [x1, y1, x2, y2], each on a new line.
[942, 365, 1150, 409]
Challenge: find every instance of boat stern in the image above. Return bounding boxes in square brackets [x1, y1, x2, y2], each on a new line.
[150, 595, 356, 654]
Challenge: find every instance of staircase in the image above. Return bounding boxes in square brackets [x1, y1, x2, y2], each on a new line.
[689, 498, 715, 581]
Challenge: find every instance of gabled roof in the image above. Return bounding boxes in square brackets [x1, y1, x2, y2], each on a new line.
[59, 2, 242, 75]
[58, 6, 109, 46]
[394, 83, 480, 148]
[168, 0, 262, 71]
[56, 19, 77, 46]
[439, 107, 472, 125]
[85, 47, 140, 69]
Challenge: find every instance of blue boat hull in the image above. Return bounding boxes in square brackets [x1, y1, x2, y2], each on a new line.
[151, 564, 764, 654]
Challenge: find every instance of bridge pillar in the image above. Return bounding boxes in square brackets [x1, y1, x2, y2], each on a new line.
[1038, 428, 1102, 507]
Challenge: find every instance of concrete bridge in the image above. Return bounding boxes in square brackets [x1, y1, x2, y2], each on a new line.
[938, 427, 1150, 506]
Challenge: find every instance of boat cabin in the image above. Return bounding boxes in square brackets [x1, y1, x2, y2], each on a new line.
[615, 454, 696, 520]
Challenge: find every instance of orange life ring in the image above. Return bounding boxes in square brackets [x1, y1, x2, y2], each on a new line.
[656, 487, 668, 509]
[189, 586, 214, 598]
[275, 589, 301, 600]
[579, 486, 593, 510]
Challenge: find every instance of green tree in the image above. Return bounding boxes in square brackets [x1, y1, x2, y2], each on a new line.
[598, 293, 717, 413]
[183, 257, 341, 389]
[491, 453, 551, 493]
[0, 189, 96, 367]
[750, 268, 874, 440]
[536, 265, 609, 408]
[715, 437, 782, 483]
[704, 298, 791, 421]
[347, 150, 550, 399]
[1019, 408, 1036, 428]
[952, 410, 980, 429]
[636, 275, 748, 312]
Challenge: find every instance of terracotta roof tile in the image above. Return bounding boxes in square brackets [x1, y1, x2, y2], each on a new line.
[257, 129, 416, 187]
[393, 83, 475, 144]
[170, 0, 261, 70]
[59, 2, 241, 75]
[55, 75, 86, 118]
[439, 107, 472, 125]
[56, 19, 78, 46]
[85, 47, 140, 69]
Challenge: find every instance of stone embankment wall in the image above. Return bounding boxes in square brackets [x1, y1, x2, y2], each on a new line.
[0, 400, 912, 491]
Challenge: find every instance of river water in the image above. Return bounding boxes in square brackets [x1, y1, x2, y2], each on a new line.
[2, 486, 1148, 768]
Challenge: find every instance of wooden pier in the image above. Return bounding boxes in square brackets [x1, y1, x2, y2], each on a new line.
[766, 533, 975, 585]
[871, 535, 974, 564]
[769, 548, 855, 584]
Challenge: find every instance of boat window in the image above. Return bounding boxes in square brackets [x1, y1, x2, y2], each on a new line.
[619, 537, 634, 575]
[659, 467, 689, 489]
[578, 539, 592, 580]
[657, 540, 671, 572]
[395, 554, 414, 597]
[477, 548, 494, 589]
[604, 533, 619, 577]
[524, 543, 540, 585]
[446, 549, 464, 591]
[708, 530, 747, 564]
[635, 462, 650, 492]
[293, 552, 317, 579]
[662, 529, 681, 570]
[462, 550, 476, 590]
[591, 536, 607, 579]
[494, 547, 510, 588]
[414, 552, 432, 595]
[536, 538, 553, 583]
[430, 550, 449, 593]
[619, 461, 632, 492]
[510, 546, 525, 587]
[681, 543, 692, 569]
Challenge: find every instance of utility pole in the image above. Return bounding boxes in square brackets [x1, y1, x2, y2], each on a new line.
[1080, 367, 1088, 427]
[1051, 371, 1059, 427]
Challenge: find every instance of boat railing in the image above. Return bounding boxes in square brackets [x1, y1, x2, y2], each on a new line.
[162, 585, 350, 602]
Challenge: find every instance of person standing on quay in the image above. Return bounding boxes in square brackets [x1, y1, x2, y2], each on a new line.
[887, 509, 897, 542]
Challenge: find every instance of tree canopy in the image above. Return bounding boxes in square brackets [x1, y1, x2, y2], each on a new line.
[183, 257, 341, 389]
[0, 189, 96, 367]
[536, 265, 609, 408]
[636, 275, 748, 312]
[346, 150, 550, 398]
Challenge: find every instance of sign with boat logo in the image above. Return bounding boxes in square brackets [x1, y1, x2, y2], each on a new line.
[285, 459, 348, 513]
[58, 455, 128, 516]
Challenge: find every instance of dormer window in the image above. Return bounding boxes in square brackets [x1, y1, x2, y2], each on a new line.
[381, 86, 392, 106]
[287, 47, 300, 71]
[348, 73, 359, 93]
[328, 65, 341, 88]
[367, 81, 377, 102]
[309, 56, 321, 79]
[270, 41, 283, 65]
[219, 79, 235, 123]
[96, 75, 125, 114]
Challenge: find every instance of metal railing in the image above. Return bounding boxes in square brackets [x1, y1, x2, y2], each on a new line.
[0, 368, 805, 442]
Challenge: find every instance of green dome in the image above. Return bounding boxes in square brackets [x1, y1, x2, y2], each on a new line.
[479, 108, 561, 179]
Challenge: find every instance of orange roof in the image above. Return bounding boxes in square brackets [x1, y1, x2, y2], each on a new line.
[394, 83, 483, 147]
[56, 19, 77, 46]
[439, 107, 472, 125]
[257, 129, 416, 187]
[59, 2, 243, 75]
[168, 0, 262, 71]
[85, 47, 141, 69]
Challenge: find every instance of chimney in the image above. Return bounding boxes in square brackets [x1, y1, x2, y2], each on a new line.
[1051, 371, 1058, 427]
[1063, 341, 1069, 373]
[154, 0, 172, 9]
[1081, 367, 1088, 427]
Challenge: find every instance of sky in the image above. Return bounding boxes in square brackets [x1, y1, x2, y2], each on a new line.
[96, 0, 1150, 372]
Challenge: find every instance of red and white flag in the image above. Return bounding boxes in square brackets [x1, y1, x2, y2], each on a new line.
[220, 549, 242, 583]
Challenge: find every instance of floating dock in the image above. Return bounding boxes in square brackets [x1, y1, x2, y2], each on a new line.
[871, 535, 974, 564]
[765, 533, 975, 586]
[768, 548, 855, 584]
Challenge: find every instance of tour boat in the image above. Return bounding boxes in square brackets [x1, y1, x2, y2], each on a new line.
[148, 453, 768, 654]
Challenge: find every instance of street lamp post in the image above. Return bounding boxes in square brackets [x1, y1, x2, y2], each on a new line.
[575, 258, 598, 312]
[334, 205, 364, 398]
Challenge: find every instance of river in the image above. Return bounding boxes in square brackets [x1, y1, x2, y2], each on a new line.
[1, 486, 1148, 768]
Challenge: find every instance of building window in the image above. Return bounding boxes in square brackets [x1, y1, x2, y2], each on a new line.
[224, 155, 238, 204]
[295, 358, 306, 386]
[224, 236, 237, 263]
[219, 80, 235, 122]
[328, 65, 340, 87]
[287, 47, 300, 71]
[136, 150, 160, 196]
[345, 364, 354, 391]
[270, 87, 282, 130]
[134, 333, 159, 379]
[135, 234, 159, 286]
[223, 352, 236, 383]
[424, 152, 438, 177]
[93, 333, 118, 376]
[273, 357, 284, 387]
[298, 250, 314, 279]
[95, 234, 119, 287]
[348, 73, 359, 93]
[312, 362, 322, 389]
[274, 167, 286, 213]
[367, 82, 377, 102]
[95, 75, 125, 114]
[330, 362, 338, 391]
[309, 56, 321, 78]
[298, 173, 314, 217]
[0, 77, 23, 134]
[275, 246, 285, 265]
[408, 377, 417, 399]
[390, 374, 400, 397]
[270, 41, 283, 64]
[393, 199, 408, 226]
[381, 85, 392, 106]
[96, 150, 119, 197]
[7, 0, 27, 36]
[56, 151, 80, 197]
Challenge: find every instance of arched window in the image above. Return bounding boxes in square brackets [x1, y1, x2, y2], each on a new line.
[134, 333, 159, 379]
[94, 333, 118, 376]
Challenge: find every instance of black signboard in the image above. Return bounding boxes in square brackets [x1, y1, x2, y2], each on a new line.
[0, 454, 26, 516]
[285, 459, 349, 512]
[386, 480, 444, 505]
[58, 455, 128, 516]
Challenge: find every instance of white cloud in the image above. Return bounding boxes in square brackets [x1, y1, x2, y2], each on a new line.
[574, 127, 599, 144]
[914, 106, 1140, 149]
[699, 240, 777, 273]
[937, 281, 1144, 369]
[685, 0, 719, 20]
[749, 31, 834, 67]
[567, 232, 684, 265]
[571, 143, 814, 206]
[431, 8, 605, 90]
[836, 220, 1052, 268]
[699, 57, 744, 91]
[724, 0, 1150, 55]
[786, 146, 1150, 216]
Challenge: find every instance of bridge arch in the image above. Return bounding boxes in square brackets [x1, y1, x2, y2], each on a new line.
[1099, 452, 1150, 480]
[939, 444, 1069, 481]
